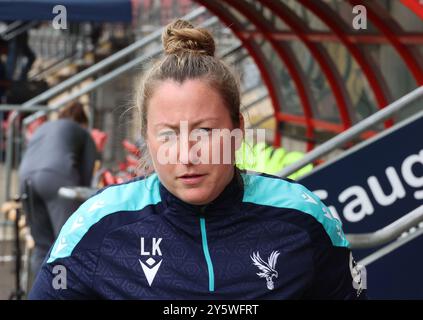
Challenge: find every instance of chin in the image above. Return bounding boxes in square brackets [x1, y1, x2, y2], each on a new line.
[180, 190, 210, 205]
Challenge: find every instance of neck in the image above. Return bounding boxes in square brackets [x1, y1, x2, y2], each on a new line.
[160, 167, 244, 216]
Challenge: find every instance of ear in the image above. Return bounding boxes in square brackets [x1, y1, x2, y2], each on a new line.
[239, 113, 245, 132]
[142, 134, 151, 154]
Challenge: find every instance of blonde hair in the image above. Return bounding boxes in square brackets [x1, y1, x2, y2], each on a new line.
[135, 19, 242, 175]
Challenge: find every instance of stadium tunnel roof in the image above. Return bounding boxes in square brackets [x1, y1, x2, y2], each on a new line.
[194, 0, 423, 149]
[0, 0, 132, 22]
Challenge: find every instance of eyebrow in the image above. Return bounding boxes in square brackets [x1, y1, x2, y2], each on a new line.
[154, 118, 220, 129]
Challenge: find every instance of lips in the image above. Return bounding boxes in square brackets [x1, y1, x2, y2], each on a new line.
[179, 174, 205, 178]
[178, 173, 207, 185]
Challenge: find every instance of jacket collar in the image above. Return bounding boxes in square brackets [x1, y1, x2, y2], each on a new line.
[159, 167, 244, 216]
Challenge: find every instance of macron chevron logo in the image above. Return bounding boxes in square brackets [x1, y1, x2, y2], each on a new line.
[88, 200, 105, 212]
[301, 192, 318, 205]
[139, 258, 162, 286]
[55, 237, 68, 255]
[70, 216, 85, 231]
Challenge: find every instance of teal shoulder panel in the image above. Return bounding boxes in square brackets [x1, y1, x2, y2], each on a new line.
[241, 172, 349, 248]
[47, 174, 161, 263]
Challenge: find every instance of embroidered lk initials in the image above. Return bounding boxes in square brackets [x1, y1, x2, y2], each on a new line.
[141, 237, 163, 256]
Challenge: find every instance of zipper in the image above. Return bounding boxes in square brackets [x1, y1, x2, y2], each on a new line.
[199, 209, 215, 292]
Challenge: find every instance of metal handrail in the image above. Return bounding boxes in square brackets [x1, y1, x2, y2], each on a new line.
[242, 93, 269, 114]
[0, 21, 22, 38]
[58, 187, 97, 202]
[1, 14, 242, 202]
[29, 16, 220, 115]
[347, 205, 423, 249]
[1, 21, 38, 41]
[250, 114, 274, 128]
[2, 7, 209, 201]
[358, 221, 423, 266]
[57, 192, 423, 252]
[275, 86, 423, 178]
[29, 54, 76, 81]
[0, 105, 48, 112]
[21, 6, 207, 125]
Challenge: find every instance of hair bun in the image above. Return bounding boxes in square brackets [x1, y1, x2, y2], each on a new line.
[162, 19, 215, 57]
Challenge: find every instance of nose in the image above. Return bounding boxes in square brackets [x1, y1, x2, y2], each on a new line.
[178, 136, 198, 165]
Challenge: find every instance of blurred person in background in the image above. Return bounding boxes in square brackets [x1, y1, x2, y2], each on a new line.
[18, 102, 97, 281]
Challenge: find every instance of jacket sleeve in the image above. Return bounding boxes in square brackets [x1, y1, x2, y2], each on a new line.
[29, 248, 100, 300]
[295, 184, 367, 300]
[305, 239, 367, 300]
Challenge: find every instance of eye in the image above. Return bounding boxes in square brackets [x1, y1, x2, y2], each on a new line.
[159, 130, 176, 136]
[193, 128, 212, 135]
[157, 130, 177, 141]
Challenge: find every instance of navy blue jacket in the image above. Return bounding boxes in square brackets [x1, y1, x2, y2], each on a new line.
[29, 169, 365, 299]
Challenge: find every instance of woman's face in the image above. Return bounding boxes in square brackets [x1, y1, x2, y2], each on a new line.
[146, 79, 243, 205]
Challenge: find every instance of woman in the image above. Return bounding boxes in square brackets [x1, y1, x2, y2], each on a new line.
[19, 102, 97, 280]
[29, 20, 364, 299]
